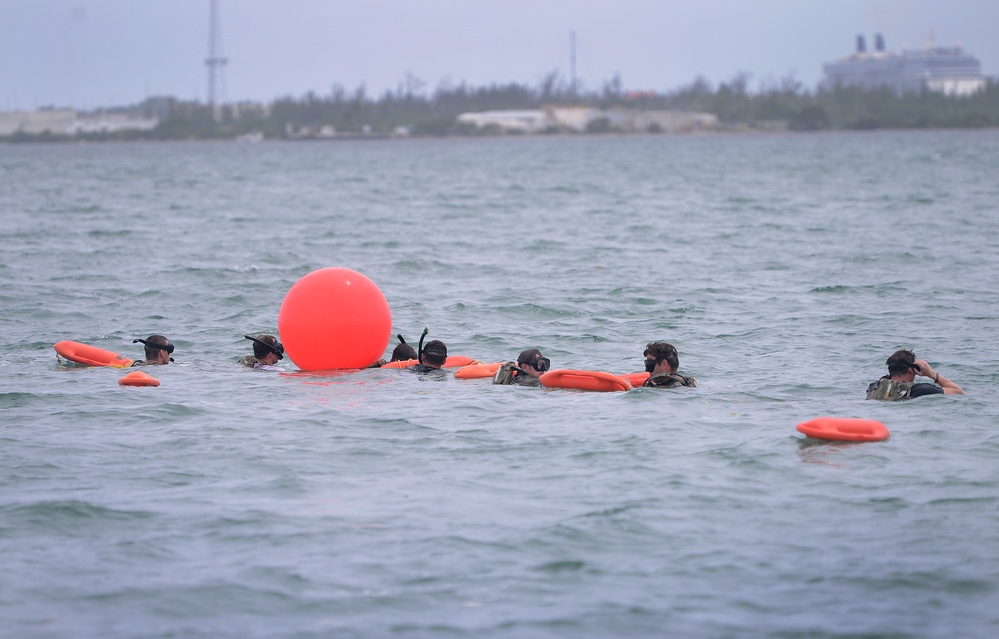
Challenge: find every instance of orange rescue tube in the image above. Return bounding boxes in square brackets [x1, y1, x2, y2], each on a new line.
[796, 417, 889, 442]
[55, 340, 134, 368]
[378, 358, 418, 369]
[118, 371, 160, 387]
[540, 369, 633, 392]
[619, 372, 650, 388]
[379, 355, 480, 370]
[454, 362, 502, 379]
[443, 355, 478, 368]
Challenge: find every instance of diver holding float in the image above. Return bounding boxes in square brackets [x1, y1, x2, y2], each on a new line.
[492, 349, 551, 387]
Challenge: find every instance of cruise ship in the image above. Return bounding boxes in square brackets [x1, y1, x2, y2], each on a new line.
[822, 34, 986, 96]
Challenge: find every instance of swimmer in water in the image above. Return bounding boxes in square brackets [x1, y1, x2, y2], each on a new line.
[408, 328, 447, 373]
[131, 335, 174, 366]
[866, 349, 963, 400]
[492, 348, 550, 387]
[370, 334, 418, 368]
[642, 341, 696, 388]
[238, 334, 285, 370]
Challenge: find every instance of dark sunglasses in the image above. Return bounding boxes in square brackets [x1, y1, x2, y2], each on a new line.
[134, 338, 174, 354]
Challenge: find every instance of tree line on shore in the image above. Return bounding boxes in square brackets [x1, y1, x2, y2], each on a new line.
[6, 71, 999, 142]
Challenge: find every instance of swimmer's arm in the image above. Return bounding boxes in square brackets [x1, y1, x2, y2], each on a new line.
[914, 359, 965, 395]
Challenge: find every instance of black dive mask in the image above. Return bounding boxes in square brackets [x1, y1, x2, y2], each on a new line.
[244, 334, 284, 360]
[644, 358, 657, 373]
[134, 338, 174, 354]
[529, 357, 551, 372]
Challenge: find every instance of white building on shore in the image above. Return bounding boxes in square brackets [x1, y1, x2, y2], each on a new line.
[0, 109, 158, 136]
[0, 109, 77, 135]
[457, 107, 718, 134]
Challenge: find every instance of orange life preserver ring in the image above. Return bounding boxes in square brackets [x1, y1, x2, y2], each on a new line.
[540, 369, 633, 392]
[118, 371, 160, 387]
[454, 362, 502, 379]
[55, 340, 134, 368]
[796, 417, 890, 442]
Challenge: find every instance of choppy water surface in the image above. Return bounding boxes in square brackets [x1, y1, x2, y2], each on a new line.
[2, 131, 999, 638]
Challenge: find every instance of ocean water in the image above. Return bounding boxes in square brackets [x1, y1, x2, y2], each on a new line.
[2, 131, 998, 638]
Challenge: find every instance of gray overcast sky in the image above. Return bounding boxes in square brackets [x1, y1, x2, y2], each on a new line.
[2, 0, 996, 110]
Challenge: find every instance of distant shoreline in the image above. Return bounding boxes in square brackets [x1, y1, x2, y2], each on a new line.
[4, 125, 998, 147]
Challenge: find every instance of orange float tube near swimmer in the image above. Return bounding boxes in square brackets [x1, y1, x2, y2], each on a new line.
[443, 355, 479, 368]
[379, 356, 480, 370]
[540, 369, 634, 392]
[118, 371, 160, 387]
[454, 362, 502, 379]
[619, 372, 650, 388]
[54, 340, 134, 368]
[379, 358, 418, 369]
[796, 417, 890, 442]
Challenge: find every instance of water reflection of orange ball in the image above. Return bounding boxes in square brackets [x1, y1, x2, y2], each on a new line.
[278, 267, 391, 370]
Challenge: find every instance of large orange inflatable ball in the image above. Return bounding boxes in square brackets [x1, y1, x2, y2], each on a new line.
[278, 268, 392, 370]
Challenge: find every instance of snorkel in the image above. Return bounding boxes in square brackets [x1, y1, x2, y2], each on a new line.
[243, 334, 284, 360]
[416, 326, 429, 363]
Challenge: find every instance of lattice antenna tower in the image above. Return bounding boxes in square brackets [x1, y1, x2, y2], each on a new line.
[205, 0, 228, 119]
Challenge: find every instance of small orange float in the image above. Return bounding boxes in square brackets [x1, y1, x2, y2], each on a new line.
[540, 369, 633, 392]
[454, 362, 503, 379]
[796, 417, 889, 442]
[118, 371, 160, 387]
[55, 340, 134, 368]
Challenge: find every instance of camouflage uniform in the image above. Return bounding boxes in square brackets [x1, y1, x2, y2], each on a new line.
[644, 372, 697, 388]
[238, 355, 260, 368]
[866, 377, 942, 401]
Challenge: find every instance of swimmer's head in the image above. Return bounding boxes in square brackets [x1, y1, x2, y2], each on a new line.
[517, 348, 550, 372]
[391, 342, 417, 362]
[420, 339, 448, 367]
[644, 341, 679, 373]
[886, 349, 915, 376]
[134, 335, 173, 363]
[245, 334, 284, 360]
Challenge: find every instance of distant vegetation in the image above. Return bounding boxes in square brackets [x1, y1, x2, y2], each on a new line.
[6, 71, 999, 142]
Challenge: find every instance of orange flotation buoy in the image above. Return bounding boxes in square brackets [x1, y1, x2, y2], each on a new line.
[454, 362, 502, 379]
[540, 369, 633, 392]
[618, 372, 650, 388]
[55, 340, 134, 368]
[118, 371, 160, 387]
[796, 417, 889, 442]
[277, 267, 392, 370]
